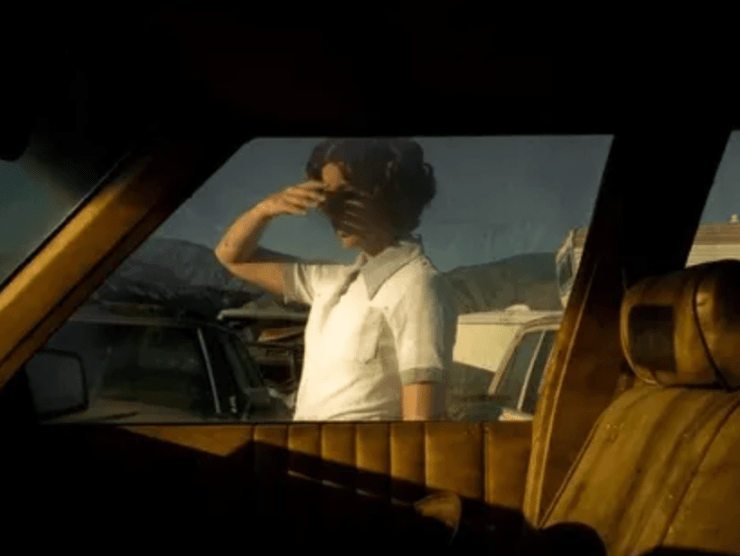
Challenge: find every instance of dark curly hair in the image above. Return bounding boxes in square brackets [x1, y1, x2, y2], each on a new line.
[305, 138, 437, 233]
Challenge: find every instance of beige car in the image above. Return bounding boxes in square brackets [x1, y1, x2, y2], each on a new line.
[448, 305, 562, 421]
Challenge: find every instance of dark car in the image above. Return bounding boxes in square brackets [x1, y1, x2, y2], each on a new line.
[23, 301, 294, 424]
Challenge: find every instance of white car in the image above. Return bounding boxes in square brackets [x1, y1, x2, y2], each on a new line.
[448, 305, 562, 421]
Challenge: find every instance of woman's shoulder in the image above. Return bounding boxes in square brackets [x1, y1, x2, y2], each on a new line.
[390, 256, 455, 299]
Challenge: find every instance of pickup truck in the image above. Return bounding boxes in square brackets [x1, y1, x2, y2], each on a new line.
[24, 301, 295, 424]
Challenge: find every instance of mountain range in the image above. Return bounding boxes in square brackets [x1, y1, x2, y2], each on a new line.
[88, 237, 562, 317]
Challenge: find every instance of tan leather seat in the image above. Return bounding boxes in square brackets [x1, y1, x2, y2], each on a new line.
[541, 260, 740, 554]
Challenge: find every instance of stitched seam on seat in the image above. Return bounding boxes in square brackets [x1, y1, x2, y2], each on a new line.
[655, 394, 740, 546]
[692, 268, 732, 390]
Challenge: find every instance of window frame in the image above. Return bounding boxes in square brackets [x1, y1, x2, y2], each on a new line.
[0, 136, 243, 393]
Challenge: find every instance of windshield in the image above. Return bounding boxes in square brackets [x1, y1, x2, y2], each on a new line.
[0, 149, 132, 289]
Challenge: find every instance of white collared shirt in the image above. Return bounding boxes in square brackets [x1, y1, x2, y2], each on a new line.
[282, 235, 458, 421]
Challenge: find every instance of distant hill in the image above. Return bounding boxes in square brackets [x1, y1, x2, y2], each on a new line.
[444, 252, 561, 313]
[90, 237, 265, 318]
[113, 237, 262, 291]
[86, 238, 561, 318]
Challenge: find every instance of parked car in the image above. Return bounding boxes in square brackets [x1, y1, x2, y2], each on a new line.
[217, 305, 307, 405]
[23, 301, 294, 424]
[448, 306, 562, 421]
[453, 217, 740, 424]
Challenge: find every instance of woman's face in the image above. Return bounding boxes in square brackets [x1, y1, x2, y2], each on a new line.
[320, 163, 382, 251]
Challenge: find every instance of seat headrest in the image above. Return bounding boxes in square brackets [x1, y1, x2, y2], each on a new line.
[620, 260, 740, 389]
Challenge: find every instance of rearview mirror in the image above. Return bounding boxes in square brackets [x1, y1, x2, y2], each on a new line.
[25, 350, 89, 420]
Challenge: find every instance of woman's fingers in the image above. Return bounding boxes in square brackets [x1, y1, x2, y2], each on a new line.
[260, 181, 331, 218]
[284, 198, 318, 214]
[285, 189, 327, 206]
[285, 189, 326, 203]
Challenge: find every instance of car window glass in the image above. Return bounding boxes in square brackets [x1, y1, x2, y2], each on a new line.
[102, 326, 214, 415]
[521, 329, 557, 414]
[491, 331, 542, 409]
[26, 320, 217, 420]
[20, 136, 616, 423]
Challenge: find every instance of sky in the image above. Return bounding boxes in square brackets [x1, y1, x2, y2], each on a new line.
[153, 136, 612, 271]
[2, 133, 740, 277]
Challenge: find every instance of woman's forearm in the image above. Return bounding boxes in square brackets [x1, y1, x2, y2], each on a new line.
[401, 382, 446, 421]
[215, 202, 274, 264]
[215, 181, 328, 264]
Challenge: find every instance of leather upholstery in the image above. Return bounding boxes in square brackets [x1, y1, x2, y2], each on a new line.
[542, 383, 740, 554]
[13, 420, 531, 551]
[620, 260, 740, 388]
[246, 421, 531, 508]
[541, 261, 740, 553]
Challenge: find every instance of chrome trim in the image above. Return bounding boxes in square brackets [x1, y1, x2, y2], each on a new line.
[197, 328, 221, 415]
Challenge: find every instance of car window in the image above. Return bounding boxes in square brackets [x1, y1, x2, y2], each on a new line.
[491, 331, 542, 409]
[102, 326, 215, 415]
[28, 320, 216, 420]
[447, 362, 497, 399]
[521, 329, 557, 414]
[14, 136, 618, 423]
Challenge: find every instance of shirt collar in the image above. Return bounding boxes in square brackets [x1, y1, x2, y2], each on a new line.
[354, 233, 425, 299]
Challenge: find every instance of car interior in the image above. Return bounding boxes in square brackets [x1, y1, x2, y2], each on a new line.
[1, 8, 739, 554]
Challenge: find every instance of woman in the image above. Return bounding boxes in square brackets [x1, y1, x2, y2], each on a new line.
[215, 138, 458, 421]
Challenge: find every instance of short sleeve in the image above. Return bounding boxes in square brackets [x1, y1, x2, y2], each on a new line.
[282, 262, 346, 306]
[387, 275, 459, 385]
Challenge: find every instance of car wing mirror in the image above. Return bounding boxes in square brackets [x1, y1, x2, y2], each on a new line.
[25, 350, 89, 420]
